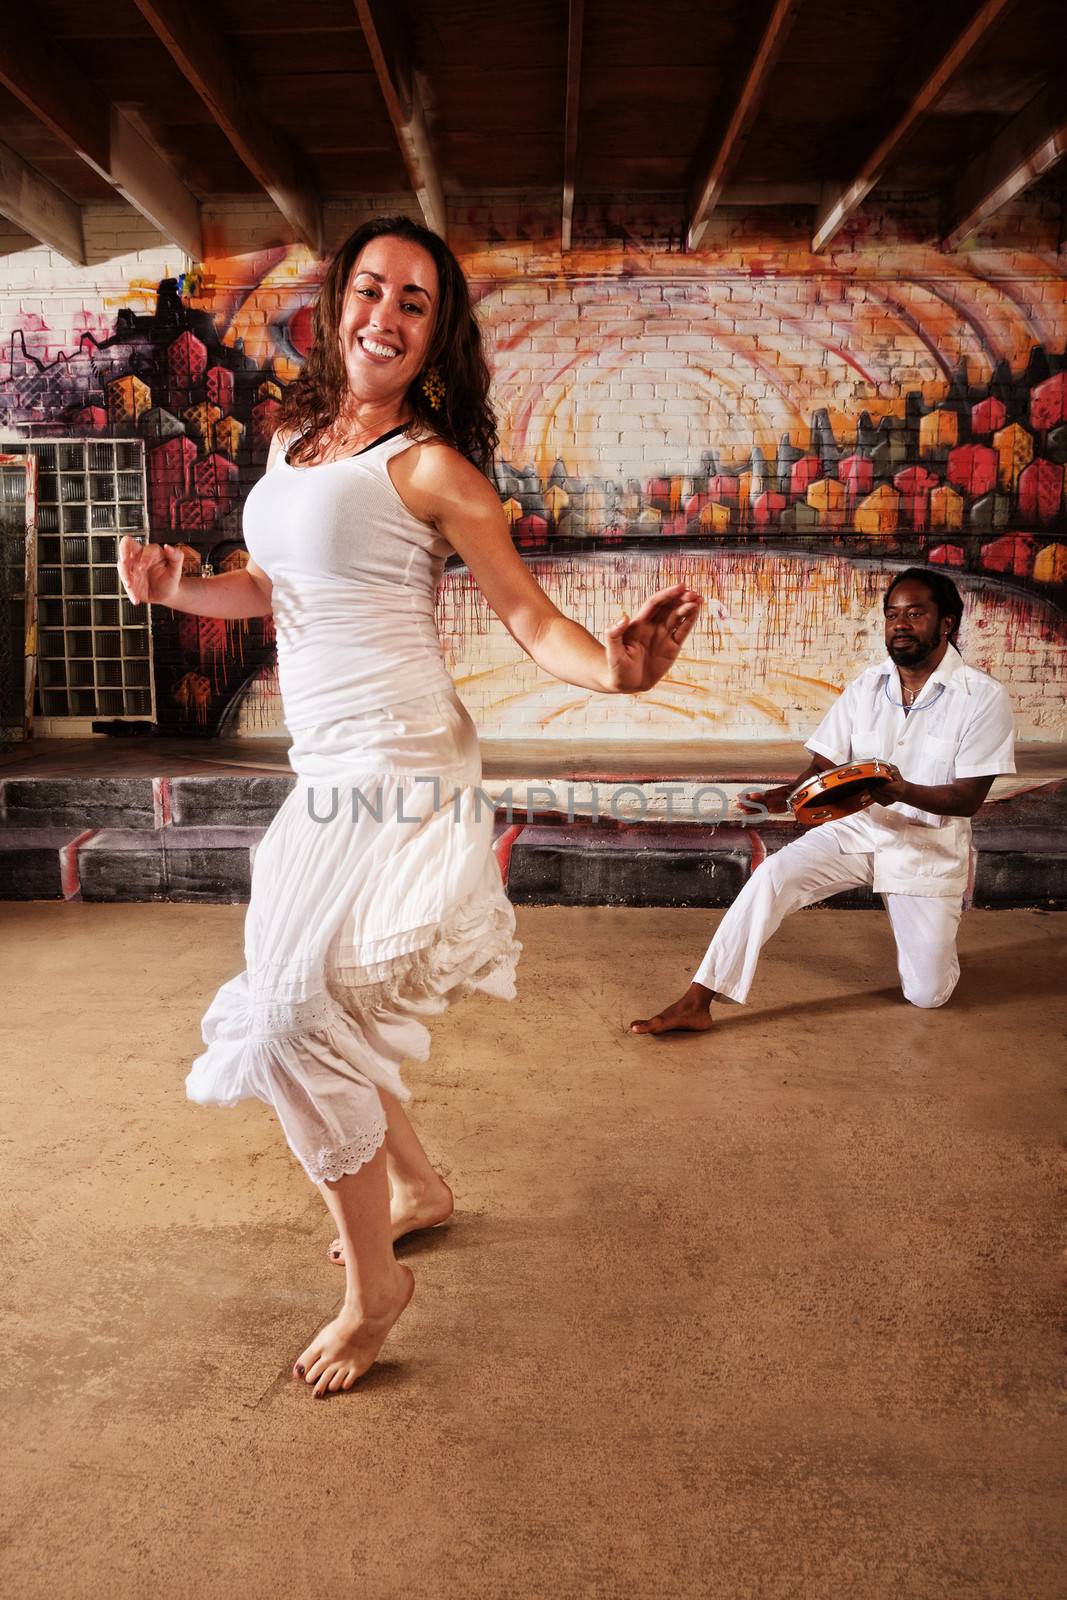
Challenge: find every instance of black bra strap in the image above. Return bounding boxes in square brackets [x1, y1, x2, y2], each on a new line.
[285, 422, 410, 467]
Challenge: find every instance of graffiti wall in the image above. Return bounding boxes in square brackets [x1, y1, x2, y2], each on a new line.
[1, 196, 1065, 743]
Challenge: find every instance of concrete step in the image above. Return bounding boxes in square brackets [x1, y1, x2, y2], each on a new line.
[0, 826, 96, 899]
[505, 818, 1067, 910]
[0, 777, 160, 830]
[0, 774, 296, 831]
[77, 825, 264, 903]
[1, 782, 1063, 907]
[0, 824, 263, 902]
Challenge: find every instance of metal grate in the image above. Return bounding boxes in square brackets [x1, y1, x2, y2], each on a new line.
[28, 439, 155, 720]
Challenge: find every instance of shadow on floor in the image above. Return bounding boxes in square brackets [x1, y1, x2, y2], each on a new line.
[637, 935, 1062, 1040]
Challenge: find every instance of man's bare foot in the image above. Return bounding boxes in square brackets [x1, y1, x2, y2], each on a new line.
[293, 1263, 415, 1397]
[328, 1176, 454, 1264]
[630, 984, 715, 1035]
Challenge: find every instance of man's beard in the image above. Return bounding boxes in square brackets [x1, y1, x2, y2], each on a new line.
[888, 634, 936, 667]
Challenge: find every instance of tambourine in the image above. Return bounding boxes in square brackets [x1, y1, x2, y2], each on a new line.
[788, 759, 900, 827]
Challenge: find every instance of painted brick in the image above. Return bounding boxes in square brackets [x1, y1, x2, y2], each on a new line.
[3, 194, 1066, 752]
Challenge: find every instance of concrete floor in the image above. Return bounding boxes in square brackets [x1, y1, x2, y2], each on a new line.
[2, 902, 1064, 1599]
[3, 733, 1066, 782]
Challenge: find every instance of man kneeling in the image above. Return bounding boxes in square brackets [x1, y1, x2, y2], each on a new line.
[630, 568, 1016, 1035]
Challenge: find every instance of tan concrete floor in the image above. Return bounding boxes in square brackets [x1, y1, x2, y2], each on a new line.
[3, 733, 1066, 782]
[2, 902, 1064, 1600]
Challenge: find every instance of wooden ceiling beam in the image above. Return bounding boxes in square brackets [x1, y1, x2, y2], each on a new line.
[132, 0, 323, 255]
[0, 137, 86, 263]
[0, 33, 109, 172]
[107, 106, 203, 256]
[942, 80, 1067, 250]
[687, 0, 801, 251]
[353, 0, 446, 239]
[0, 30, 202, 257]
[561, 0, 584, 252]
[812, 0, 1015, 253]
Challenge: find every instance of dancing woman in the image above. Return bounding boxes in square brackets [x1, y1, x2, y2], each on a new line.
[118, 215, 700, 1397]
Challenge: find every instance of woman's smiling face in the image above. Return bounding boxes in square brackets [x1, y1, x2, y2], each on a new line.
[337, 233, 439, 407]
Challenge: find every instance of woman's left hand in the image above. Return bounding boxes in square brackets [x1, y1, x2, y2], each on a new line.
[603, 583, 703, 692]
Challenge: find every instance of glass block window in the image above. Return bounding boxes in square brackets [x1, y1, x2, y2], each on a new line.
[28, 439, 155, 720]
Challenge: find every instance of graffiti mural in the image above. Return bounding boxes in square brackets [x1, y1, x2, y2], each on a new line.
[0, 202, 1064, 741]
[0, 265, 289, 735]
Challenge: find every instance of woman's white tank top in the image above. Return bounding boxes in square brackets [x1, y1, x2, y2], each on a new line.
[242, 428, 455, 732]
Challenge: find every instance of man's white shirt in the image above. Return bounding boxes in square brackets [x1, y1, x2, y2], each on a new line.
[803, 643, 1016, 897]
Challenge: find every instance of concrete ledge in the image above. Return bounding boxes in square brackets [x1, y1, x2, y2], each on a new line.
[506, 824, 888, 909]
[507, 824, 752, 907]
[0, 776, 156, 830]
[972, 851, 1067, 909]
[77, 826, 264, 903]
[168, 774, 295, 828]
[0, 827, 85, 899]
[0, 780, 1063, 908]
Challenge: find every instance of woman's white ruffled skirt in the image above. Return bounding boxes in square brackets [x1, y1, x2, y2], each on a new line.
[185, 690, 520, 1184]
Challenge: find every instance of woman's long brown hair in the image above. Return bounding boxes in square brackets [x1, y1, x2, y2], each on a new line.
[280, 214, 498, 472]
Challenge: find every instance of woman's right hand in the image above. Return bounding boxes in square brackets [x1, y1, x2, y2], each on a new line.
[118, 535, 185, 607]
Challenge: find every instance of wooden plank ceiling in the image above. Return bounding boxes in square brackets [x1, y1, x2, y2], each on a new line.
[0, 0, 1063, 263]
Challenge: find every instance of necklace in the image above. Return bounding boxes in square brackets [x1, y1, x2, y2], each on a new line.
[330, 415, 406, 455]
[292, 414, 410, 469]
[884, 678, 945, 714]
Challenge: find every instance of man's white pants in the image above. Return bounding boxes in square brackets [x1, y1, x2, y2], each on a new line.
[692, 825, 963, 1010]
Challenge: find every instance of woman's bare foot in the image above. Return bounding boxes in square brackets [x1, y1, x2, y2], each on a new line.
[328, 1175, 454, 1264]
[630, 983, 715, 1035]
[293, 1263, 414, 1397]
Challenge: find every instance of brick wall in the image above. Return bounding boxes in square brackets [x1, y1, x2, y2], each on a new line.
[1, 193, 1065, 746]
[229, 551, 1066, 742]
[440, 553, 1067, 741]
[0, 208, 182, 385]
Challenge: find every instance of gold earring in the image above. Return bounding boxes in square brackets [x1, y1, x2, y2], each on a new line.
[420, 366, 445, 410]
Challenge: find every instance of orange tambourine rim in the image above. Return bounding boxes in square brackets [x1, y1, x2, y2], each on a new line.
[788, 759, 899, 826]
